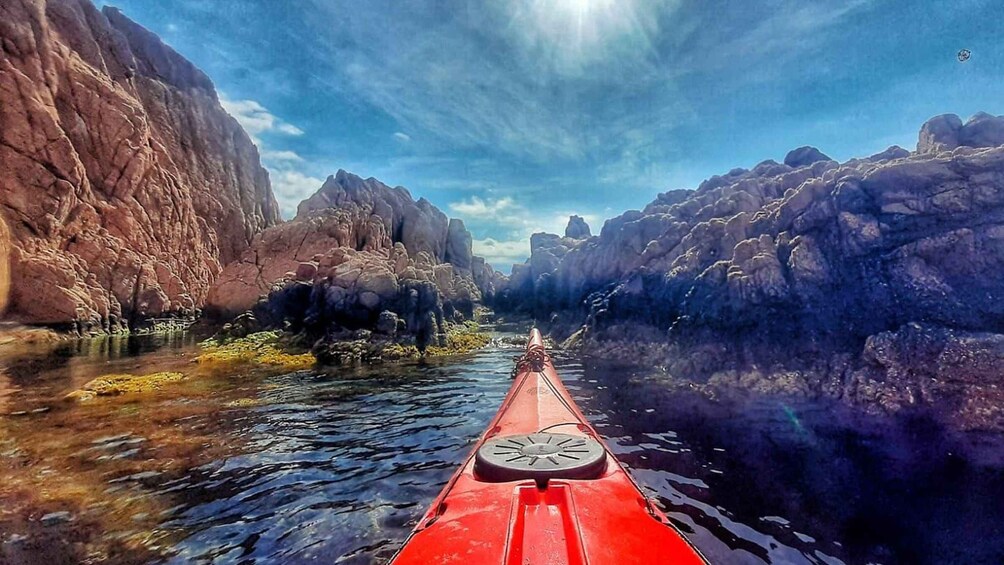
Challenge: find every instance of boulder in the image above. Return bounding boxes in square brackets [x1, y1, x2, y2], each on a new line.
[917, 114, 963, 153]
[958, 112, 1004, 149]
[375, 311, 399, 336]
[783, 146, 832, 168]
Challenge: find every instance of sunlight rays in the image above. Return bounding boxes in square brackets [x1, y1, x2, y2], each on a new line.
[500, 0, 671, 76]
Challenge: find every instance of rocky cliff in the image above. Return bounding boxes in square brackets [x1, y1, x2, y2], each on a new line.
[208, 170, 503, 353]
[498, 113, 1004, 430]
[0, 0, 280, 332]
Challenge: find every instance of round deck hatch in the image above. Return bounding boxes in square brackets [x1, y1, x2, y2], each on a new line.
[474, 433, 606, 482]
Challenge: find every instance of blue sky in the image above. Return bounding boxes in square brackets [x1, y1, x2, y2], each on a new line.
[99, 0, 1003, 269]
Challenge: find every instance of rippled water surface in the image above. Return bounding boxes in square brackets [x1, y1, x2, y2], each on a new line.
[1, 330, 1003, 564]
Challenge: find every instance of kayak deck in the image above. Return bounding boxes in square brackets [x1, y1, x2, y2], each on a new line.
[390, 329, 706, 564]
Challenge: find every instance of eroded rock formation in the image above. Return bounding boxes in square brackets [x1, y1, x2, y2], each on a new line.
[498, 113, 1004, 430]
[208, 170, 502, 351]
[0, 0, 279, 331]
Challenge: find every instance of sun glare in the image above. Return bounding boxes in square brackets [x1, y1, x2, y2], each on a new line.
[511, 0, 656, 72]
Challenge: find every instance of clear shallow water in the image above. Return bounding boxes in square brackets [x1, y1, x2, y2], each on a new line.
[1, 332, 1003, 564]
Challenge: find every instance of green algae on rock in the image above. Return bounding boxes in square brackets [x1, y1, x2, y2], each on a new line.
[385, 322, 491, 360]
[310, 321, 491, 364]
[196, 331, 315, 371]
[64, 372, 186, 402]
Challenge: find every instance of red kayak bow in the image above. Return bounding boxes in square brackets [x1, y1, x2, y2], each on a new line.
[390, 329, 707, 564]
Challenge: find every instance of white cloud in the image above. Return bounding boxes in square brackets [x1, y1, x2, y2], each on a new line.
[498, 0, 672, 77]
[452, 196, 598, 235]
[276, 123, 306, 136]
[472, 237, 529, 269]
[220, 96, 305, 137]
[393, 132, 411, 142]
[269, 169, 325, 218]
[218, 95, 314, 219]
[260, 149, 304, 162]
[449, 196, 515, 218]
[449, 194, 602, 268]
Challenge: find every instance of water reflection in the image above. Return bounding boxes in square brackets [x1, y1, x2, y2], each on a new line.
[1, 332, 1003, 564]
[564, 356, 1004, 565]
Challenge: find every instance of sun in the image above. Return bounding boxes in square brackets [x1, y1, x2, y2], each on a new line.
[508, 0, 657, 72]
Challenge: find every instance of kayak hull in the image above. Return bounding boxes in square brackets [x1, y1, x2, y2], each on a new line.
[390, 329, 706, 565]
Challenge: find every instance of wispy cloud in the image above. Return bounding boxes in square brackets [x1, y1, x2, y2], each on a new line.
[219, 95, 317, 218]
[302, 0, 686, 162]
[260, 149, 305, 163]
[124, 0, 990, 264]
[220, 96, 305, 137]
[449, 196, 516, 219]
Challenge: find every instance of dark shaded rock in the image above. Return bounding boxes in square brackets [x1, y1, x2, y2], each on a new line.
[445, 219, 474, 270]
[376, 310, 399, 336]
[565, 215, 591, 239]
[868, 145, 910, 162]
[783, 146, 832, 168]
[496, 113, 1004, 429]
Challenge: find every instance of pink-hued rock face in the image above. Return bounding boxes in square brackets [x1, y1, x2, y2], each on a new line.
[207, 170, 503, 325]
[0, 0, 279, 330]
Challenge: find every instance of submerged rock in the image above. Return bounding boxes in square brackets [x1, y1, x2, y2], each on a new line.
[196, 331, 315, 371]
[64, 372, 185, 402]
[39, 512, 73, 526]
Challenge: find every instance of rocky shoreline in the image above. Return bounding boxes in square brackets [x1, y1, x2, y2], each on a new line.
[559, 320, 1004, 432]
[495, 113, 1004, 432]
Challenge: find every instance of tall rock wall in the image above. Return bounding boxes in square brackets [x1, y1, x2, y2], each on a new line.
[0, 0, 280, 330]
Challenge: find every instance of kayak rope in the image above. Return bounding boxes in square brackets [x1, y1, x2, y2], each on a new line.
[511, 345, 586, 431]
[537, 421, 581, 433]
[510, 344, 550, 378]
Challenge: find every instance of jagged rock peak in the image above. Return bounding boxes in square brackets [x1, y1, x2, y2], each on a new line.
[295, 170, 452, 261]
[783, 146, 832, 168]
[495, 111, 1004, 345]
[296, 169, 413, 216]
[208, 169, 504, 317]
[565, 215, 591, 239]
